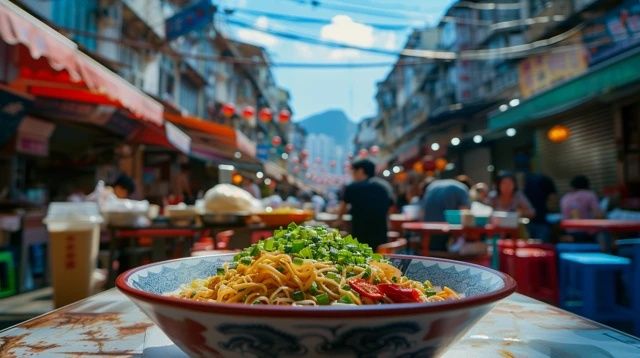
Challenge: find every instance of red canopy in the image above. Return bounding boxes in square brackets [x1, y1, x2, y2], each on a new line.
[0, 0, 163, 125]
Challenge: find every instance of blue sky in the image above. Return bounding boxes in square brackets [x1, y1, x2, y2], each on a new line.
[218, 0, 455, 122]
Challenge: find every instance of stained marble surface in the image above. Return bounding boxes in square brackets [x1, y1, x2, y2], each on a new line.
[1, 289, 638, 357]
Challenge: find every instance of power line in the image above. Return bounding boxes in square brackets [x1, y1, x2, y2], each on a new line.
[225, 8, 411, 31]
[280, 0, 427, 21]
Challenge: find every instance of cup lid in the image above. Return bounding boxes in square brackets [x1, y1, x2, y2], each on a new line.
[44, 202, 103, 224]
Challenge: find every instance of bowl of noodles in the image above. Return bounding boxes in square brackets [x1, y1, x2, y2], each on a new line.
[117, 224, 516, 357]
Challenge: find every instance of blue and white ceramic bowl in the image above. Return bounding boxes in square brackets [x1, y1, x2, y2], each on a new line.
[117, 254, 516, 357]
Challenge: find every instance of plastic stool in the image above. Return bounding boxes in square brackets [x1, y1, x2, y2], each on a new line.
[559, 252, 633, 327]
[0, 251, 16, 298]
[556, 243, 601, 254]
[501, 247, 558, 304]
[616, 239, 640, 336]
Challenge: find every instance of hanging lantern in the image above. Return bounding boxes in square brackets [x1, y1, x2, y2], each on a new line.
[291, 156, 299, 164]
[370, 145, 380, 156]
[293, 166, 300, 174]
[271, 135, 282, 146]
[285, 143, 294, 153]
[423, 155, 436, 172]
[435, 158, 448, 171]
[330, 160, 336, 168]
[242, 106, 255, 120]
[221, 103, 235, 118]
[278, 109, 291, 123]
[232, 173, 243, 185]
[547, 125, 570, 143]
[300, 149, 309, 159]
[413, 161, 424, 173]
[303, 160, 309, 169]
[359, 148, 368, 158]
[259, 108, 273, 122]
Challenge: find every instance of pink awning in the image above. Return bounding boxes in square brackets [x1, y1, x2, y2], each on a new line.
[0, 0, 163, 125]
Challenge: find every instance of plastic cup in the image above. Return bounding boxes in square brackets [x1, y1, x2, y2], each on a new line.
[44, 202, 103, 308]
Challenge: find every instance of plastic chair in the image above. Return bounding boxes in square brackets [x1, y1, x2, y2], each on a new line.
[0, 251, 17, 298]
[501, 247, 558, 304]
[559, 252, 634, 329]
[377, 238, 408, 255]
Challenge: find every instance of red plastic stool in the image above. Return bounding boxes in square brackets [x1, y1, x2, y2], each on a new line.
[215, 230, 234, 250]
[502, 247, 558, 304]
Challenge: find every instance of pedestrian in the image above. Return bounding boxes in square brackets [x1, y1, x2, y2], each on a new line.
[419, 175, 471, 251]
[561, 175, 602, 242]
[338, 159, 394, 250]
[522, 172, 557, 241]
[111, 174, 136, 199]
[489, 171, 535, 218]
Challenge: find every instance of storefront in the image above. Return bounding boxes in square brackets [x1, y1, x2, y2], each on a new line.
[488, 48, 640, 205]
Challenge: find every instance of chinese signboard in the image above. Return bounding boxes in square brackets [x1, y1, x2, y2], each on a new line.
[582, 0, 640, 65]
[165, 0, 216, 41]
[518, 44, 589, 98]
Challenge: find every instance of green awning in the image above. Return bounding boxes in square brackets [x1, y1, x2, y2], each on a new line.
[489, 49, 640, 130]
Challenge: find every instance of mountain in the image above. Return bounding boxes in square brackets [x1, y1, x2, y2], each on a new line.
[298, 109, 357, 147]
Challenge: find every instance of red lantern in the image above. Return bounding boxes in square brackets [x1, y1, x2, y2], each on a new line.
[285, 143, 294, 153]
[241, 106, 255, 120]
[300, 150, 309, 159]
[359, 148, 368, 158]
[259, 108, 273, 122]
[423, 155, 436, 172]
[278, 109, 291, 123]
[291, 156, 299, 164]
[303, 161, 309, 169]
[271, 136, 282, 146]
[370, 145, 380, 155]
[293, 166, 300, 174]
[221, 103, 235, 118]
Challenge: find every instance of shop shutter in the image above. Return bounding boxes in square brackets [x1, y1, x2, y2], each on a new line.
[536, 106, 617, 194]
[463, 147, 492, 185]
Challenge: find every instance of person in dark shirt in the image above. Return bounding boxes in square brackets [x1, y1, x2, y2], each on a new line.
[522, 172, 557, 241]
[338, 159, 394, 250]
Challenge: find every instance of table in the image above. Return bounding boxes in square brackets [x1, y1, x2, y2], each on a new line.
[1, 289, 638, 357]
[107, 226, 204, 286]
[402, 222, 519, 259]
[388, 213, 418, 232]
[560, 219, 640, 233]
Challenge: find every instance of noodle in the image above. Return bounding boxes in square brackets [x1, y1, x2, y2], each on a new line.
[177, 252, 459, 305]
[176, 224, 460, 305]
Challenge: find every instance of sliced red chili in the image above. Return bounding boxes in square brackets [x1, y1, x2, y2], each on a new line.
[377, 284, 423, 303]
[348, 278, 384, 299]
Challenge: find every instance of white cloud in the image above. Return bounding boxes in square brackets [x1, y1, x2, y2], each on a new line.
[320, 15, 374, 48]
[255, 16, 269, 30]
[377, 32, 398, 50]
[234, 16, 277, 47]
[235, 28, 278, 47]
[292, 43, 316, 60]
[327, 49, 361, 60]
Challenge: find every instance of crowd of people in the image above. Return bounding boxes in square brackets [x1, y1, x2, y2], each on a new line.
[339, 159, 605, 251]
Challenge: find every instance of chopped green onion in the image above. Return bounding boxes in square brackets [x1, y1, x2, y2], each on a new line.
[216, 267, 225, 275]
[291, 240, 305, 253]
[292, 257, 304, 265]
[239, 257, 252, 266]
[338, 295, 353, 304]
[315, 293, 330, 305]
[362, 267, 372, 279]
[392, 276, 399, 283]
[341, 285, 351, 291]
[425, 290, 437, 297]
[263, 238, 275, 251]
[310, 281, 319, 295]
[424, 280, 433, 289]
[292, 291, 305, 301]
[326, 272, 341, 283]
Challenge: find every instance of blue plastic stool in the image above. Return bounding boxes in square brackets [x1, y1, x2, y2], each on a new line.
[556, 243, 601, 254]
[559, 253, 633, 328]
[616, 239, 640, 336]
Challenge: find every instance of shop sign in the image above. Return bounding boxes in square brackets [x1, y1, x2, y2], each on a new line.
[518, 44, 588, 98]
[582, 0, 640, 65]
[16, 116, 55, 157]
[165, 122, 191, 154]
[165, 0, 216, 41]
